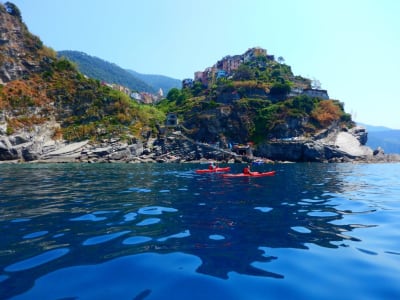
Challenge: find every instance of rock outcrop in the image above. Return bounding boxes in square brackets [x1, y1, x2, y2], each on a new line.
[1, 121, 399, 164]
[255, 125, 399, 163]
[0, 3, 44, 84]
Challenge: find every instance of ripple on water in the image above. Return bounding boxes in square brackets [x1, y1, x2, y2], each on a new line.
[70, 214, 107, 222]
[23, 231, 49, 239]
[356, 248, 378, 256]
[123, 212, 137, 222]
[291, 226, 312, 233]
[254, 207, 273, 213]
[93, 210, 119, 215]
[122, 187, 152, 193]
[83, 231, 131, 246]
[122, 236, 153, 245]
[4, 248, 70, 272]
[138, 206, 178, 215]
[11, 218, 31, 223]
[158, 230, 191, 242]
[136, 218, 161, 226]
[209, 234, 225, 240]
[307, 211, 338, 217]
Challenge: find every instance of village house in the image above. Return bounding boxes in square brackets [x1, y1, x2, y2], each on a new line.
[140, 92, 154, 104]
[216, 55, 243, 74]
[243, 47, 267, 63]
[130, 92, 142, 101]
[111, 83, 130, 96]
[193, 47, 272, 87]
[216, 70, 228, 80]
[288, 87, 303, 98]
[165, 112, 179, 127]
[302, 88, 329, 99]
[182, 78, 194, 89]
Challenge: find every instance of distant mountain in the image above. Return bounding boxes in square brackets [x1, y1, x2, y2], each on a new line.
[358, 123, 400, 153]
[127, 69, 181, 95]
[58, 50, 181, 95]
[57, 50, 155, 93]
[358, 123, 393, 132]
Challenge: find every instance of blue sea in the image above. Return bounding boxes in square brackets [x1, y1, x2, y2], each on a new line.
[0, 162, 399, 300]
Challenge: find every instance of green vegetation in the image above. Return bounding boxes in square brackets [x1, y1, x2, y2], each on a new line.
[1, 3, 354, 147]
[0, 53, 166, 142]
[157, 52, 354, 144]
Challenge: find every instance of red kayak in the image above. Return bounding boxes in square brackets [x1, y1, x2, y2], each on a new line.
[222, 170, 276, 178]
[196, 167, 231, 174]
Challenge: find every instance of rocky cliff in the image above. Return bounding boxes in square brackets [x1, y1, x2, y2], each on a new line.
[1, 3, 398, 164]
[0, 3, 46, 84]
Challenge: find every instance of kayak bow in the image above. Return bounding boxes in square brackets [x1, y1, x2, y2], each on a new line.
[195, 167, 231, 174]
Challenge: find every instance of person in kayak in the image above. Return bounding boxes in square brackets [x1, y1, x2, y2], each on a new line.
[208, 162, 216, 170]
[243, 164, 252, 175]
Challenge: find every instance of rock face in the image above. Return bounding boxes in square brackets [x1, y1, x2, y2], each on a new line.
[255, 125, 398, 163]
[0, 119, 64, 161]
[0, 4, 44, 84]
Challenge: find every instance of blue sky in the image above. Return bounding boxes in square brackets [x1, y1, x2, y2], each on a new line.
[9, 0, 400, 129]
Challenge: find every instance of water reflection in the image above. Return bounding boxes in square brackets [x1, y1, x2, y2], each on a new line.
[0, 163, 378, 298]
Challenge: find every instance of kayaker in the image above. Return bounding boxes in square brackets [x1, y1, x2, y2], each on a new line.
[208, 162, 216, 170]
[243, 164, 252, 175]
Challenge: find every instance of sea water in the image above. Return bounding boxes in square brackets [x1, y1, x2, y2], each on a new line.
[0, 162, 399, 299]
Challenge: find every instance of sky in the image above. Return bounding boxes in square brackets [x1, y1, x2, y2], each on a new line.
[8, 0, 400, 129]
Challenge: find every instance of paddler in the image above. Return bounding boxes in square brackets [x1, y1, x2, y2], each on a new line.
[208, 162, 216, 170]
[243, 164, 252, 175]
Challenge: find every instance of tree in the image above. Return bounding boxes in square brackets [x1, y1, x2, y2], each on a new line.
[277, 56, 285, 64]
[166, 88, 181, 102]
[233, 64, 255, 81]
[269, 82, 291, 100]
[166, 88, 188, 105]
[311, 100, 341, 127]
[291, 95, 315, 114]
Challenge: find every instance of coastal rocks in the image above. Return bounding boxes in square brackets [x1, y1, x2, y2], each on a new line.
[349, 126, 368, 145]
[333, 131, 372, 157]
[255, 125, 382, 162]
[0, 122, 399, 164]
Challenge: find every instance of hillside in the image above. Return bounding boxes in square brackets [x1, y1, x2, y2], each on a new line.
[0, 3, 164, 161]
[58, 50, 156, 93]
[3, 3, 387, 163]
[157, 47, 354, 149]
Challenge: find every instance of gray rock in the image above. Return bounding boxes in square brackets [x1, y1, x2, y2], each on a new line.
[128, 142, 144, 156]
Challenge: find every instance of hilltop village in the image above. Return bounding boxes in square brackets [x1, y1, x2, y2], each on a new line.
[182, 47, 329, 100]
